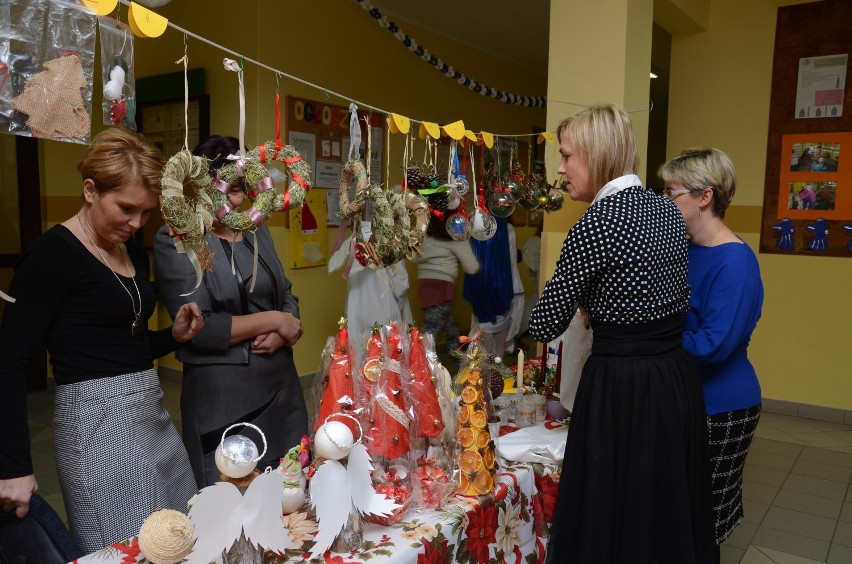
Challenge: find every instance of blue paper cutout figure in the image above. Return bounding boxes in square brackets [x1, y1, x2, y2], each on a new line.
[806, 218, 829, 251]
[772, 218, 794, 250]
[844, 224, 852, 251]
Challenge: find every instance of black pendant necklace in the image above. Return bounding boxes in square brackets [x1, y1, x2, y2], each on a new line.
[77, 213, 145, 339]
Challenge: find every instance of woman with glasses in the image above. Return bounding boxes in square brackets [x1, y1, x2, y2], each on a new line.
[530, 105, 717, 564]
[659, 148, 763, 546]
[154, 136, 309, 487]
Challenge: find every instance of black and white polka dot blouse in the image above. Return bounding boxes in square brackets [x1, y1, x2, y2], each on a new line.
[529, 185, 690, 343]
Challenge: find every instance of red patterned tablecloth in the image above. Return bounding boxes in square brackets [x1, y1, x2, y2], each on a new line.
[75, 424, 562, 564]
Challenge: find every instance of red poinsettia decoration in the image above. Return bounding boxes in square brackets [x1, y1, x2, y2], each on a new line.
[465, 502, 498, 563]
[417, 536, 450, 564]
[532, 471, 560, 531]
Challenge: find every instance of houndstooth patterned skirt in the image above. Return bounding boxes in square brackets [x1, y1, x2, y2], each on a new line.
[53, 369, 197, 554]
[707, 404, 761, 544]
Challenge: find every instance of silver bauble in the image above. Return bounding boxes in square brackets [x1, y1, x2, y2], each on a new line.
[445, 213, 471, 241]
[545, 190, 565, 212]
[469, 209, 497, 241]
[487, 188, 516, 218]
[450, 175, 470, 196]
[215, 434, 259, 478]
[504, 174, 525, 201]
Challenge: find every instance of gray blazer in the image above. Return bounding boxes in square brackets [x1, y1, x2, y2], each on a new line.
[153, 224, 299, 366]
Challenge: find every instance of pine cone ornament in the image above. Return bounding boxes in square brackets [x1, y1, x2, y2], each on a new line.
[486, 369, 504, 400]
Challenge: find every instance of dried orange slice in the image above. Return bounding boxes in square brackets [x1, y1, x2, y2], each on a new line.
[483, 447, 496, 469]
[362, 358, 381, 382]
[457, 405, 470, 425]
[458, 471, 469, 491]
[466, 369, 481, 385]
[459, 449, 483, 475]
[477, 429, 491, 449]
[469, 409, 487, 429]
[461, 385, 478, 404]
[457, 427, 475, 448]
[472, 470, 493, 495]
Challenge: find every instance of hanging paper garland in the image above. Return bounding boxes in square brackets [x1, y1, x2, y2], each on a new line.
[350, 0, 546, 108]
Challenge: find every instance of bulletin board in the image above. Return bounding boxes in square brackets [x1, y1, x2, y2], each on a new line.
[759, 0, 852, 256]
[284, 96, 385, 267]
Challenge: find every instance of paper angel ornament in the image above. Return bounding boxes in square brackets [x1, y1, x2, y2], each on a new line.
[408, 325, 445, 438]
[366, 323, 411, 461]
[314, 319, 357, 436]
[185, 469, 292, 564]
[309, 442, 401, 559]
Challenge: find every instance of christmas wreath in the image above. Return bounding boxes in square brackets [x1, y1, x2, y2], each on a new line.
[254, 141, 311, 211]
[339, 159, 370, 219]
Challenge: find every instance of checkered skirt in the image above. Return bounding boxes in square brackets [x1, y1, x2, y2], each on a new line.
[53, 369, 197, 554]
[707, 404, 761, 544]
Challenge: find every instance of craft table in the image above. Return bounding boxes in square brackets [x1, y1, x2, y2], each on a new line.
[75, 423, 563, 564]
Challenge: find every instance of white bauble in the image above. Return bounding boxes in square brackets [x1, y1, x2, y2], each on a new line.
[281, 482, 306, 515]
[214, 434, 259, 478]
[314, 420, 354, 460]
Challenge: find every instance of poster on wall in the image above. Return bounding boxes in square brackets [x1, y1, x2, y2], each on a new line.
[767, 132, 852, 254]
[795, 53, 847, 119]
[288, 189, 328, 268]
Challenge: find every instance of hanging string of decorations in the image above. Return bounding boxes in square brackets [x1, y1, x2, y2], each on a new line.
[350, 0, 546, 109]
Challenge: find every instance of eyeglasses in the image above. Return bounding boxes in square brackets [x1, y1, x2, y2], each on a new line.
[663, 188, 691, 200]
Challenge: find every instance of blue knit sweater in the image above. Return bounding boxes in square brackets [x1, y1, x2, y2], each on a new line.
[683, 240, 764, 415]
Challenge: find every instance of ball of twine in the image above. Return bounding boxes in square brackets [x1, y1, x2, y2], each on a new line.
[138, 509, 195, 564]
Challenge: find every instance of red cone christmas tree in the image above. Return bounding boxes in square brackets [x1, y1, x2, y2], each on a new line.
[366, 323, 411, 461]
[313, 318, 358, 436]
[408, 325, 445, 438]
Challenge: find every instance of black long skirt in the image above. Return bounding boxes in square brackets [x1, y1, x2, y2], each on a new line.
[545, 316, 718, 564]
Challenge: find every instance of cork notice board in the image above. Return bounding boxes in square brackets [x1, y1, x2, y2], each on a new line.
[759, 0, 852, 257]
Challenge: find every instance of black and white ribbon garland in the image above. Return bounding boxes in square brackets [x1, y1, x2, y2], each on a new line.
[351, 0, 547, 109]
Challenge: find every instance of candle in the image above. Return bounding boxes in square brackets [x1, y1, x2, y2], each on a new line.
[516, 349, 524, 384]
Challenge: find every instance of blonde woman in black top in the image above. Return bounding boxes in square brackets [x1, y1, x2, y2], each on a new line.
[530, 105, 717, 564]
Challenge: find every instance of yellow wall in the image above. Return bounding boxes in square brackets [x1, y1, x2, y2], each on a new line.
[543, 0, 852, 410]
[664, 0, 852, 410]
[37, 0, 546, 375]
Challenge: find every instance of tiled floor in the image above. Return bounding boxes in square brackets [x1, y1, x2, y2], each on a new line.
[26, 377, 852, 563]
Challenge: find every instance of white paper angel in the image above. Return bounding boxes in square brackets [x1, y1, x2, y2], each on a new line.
[184, 469, 292, 563]
[309, 442, 402, 559]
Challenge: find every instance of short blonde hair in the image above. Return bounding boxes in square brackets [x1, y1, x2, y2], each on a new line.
[78, 128, 165, 194]
[556, 104, 639, 191]
[657, 148, 736, 218]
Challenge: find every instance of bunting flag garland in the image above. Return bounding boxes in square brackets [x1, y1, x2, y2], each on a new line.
[351, 0, 547, 108]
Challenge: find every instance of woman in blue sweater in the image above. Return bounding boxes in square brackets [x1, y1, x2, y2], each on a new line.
[659, 147, 764, 544]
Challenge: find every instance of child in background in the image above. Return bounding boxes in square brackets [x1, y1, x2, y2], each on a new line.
[412, 191, 480, 352]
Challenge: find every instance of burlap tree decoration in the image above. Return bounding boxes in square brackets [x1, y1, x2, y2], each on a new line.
[13, 55, 90, 140]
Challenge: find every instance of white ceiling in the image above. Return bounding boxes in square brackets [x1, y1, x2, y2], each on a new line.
[368, 0, 551, 75]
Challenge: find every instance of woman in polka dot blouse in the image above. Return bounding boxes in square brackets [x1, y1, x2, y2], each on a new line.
[531, 104, 718, 564]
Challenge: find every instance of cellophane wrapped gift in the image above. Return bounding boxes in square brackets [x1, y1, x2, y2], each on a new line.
[452, 333, 497, 497]
[312, 319, 360, 438]
[405, 325, 454, 509]
[362, 322, 412, 525]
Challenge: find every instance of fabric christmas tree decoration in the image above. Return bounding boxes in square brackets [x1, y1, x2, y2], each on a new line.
[13, 55, 90, 140]
[366, 323, 411, 461]
[313, 320, 358, 436]
[407, 325, 445, 438]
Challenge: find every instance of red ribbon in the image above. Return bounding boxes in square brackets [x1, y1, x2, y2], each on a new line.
[274, 92, 283, 149]
[259, 143, 267, 164]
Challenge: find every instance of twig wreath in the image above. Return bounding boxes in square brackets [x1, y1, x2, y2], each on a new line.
[338, 159, 428, 265]
[160, 150, 215, 259]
